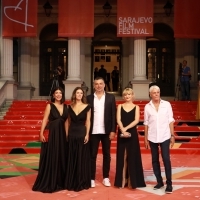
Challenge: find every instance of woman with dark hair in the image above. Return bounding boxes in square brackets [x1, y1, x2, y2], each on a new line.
[32, 87, 68, 193]
[65, 87, 91, 191]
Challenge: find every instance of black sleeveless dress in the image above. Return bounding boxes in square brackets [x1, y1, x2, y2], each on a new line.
[114, 106, 146, 189]
[65, 104, 91, 191]
[32, 103, 68, 193]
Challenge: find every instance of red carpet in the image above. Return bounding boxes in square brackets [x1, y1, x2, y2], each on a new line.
[0, 153, 200, 200]
[0, 100, 200, 154]
[0, 99, 200, 199]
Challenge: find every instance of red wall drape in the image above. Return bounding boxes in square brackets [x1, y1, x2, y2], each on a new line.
[117, 0, 153, 37]
[58, 0, 94, 37]
[174, 0, 200, 38]
[2, 0, 38, 37]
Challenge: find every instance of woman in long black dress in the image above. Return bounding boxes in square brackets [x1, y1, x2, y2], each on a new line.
[114, 88, 146, 189]
[32, 87, 68, 193]
[65, 87, 91, 191]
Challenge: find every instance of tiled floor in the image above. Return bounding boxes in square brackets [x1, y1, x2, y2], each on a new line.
[0, 153, 200, 200]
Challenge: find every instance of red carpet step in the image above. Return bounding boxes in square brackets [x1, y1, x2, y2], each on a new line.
[0, 100, 200, 154]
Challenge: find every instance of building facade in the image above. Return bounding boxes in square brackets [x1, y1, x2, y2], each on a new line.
[0, 0, 199, 103]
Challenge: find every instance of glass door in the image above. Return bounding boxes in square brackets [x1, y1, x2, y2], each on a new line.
[147, 41, 175, 96]
[39, 41, 68, 96]
[92, 41, 122, 94]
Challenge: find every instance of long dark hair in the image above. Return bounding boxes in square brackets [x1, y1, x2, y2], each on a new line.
[50, 87, 65, 104]
[71, 87, 87, 106]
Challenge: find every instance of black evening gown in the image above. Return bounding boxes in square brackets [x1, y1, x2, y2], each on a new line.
[65, 105, 91, 192]
[114, 106, 146, 189]
[32, 103, 68, 193]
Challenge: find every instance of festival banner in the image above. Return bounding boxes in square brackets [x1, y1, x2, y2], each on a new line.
[174, 0, 200, 38]
[58, 0, 94, 37]
[2, 0, 38, 37]
[117, 0, 153, 37]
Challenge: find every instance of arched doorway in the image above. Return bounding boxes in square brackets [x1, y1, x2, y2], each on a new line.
[147, 23, 175, 96]
[39, 23, 68, 96]
[92, 23, 122, 94]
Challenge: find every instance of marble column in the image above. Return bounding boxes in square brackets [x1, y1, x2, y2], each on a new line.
[125, 38, 134, 90]
[128, 38, 134, 81]
[0, 38, 17, 100]
[80, 38, 85, 82]
[0, 2, 17, 100]
[64, 38, 82, 99]
[132, 38, 150, 100]
[133, 38, 147, 80]
[17, 37, 33, 100]
[20, 37, 31, 86]
[121, 38, 129, 90]
[67, 38, 81, 81]
[1, 38, 14, 81]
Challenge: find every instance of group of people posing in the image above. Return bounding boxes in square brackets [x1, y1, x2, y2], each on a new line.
[32, 76, 175, 194]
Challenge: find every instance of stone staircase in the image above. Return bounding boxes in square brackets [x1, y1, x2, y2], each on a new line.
[0, 100, 200, 155]
[0, 100, 13, 120]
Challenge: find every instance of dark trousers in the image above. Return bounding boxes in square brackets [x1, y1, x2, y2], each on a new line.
[181, 81, 190, 100]
[106, 81, 111, 91]
[149, 139, 172, 186]
[90, 134, 111, 180]
[112, 79, 119, 91]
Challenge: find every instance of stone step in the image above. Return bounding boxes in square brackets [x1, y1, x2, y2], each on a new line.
[0, 100, 199, 155]
[31, 96, 51, 100]
[0, 100, 13, 120]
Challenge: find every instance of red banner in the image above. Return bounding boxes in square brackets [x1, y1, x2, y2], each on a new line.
[117, 0, 153, 37]
[2, 0, 38, 37]
[174, 0, 200, 38]
[58, 0, 94, 37]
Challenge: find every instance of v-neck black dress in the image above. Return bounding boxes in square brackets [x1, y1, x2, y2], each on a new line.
[114, 106, 146, 189]
[65, 104, 91, 191]
[32, 103, 68, 193]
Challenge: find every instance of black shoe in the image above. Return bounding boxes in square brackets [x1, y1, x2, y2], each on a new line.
[165, 185, 173, 194]
[153, 183, 164, 190]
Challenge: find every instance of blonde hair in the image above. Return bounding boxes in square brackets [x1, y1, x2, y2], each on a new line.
[122, 88, 134, 96]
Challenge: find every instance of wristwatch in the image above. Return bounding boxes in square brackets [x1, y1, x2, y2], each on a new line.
[171, 134, 175, 138]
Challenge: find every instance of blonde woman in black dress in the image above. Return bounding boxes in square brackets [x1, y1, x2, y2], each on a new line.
[114, 88, 146, 189]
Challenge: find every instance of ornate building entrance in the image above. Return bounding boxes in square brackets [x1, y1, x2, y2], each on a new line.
[39, 24, 68, 96]
[147, 23, 175, 96]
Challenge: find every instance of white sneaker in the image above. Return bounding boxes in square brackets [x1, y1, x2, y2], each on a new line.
[91, 180, 95, 188]
[102, 178, 111, 187]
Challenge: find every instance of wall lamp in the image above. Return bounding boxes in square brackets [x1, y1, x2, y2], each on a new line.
[163, 1, 173, 17]
[43, 0, 53, 17]
[103, 1, 112, 17]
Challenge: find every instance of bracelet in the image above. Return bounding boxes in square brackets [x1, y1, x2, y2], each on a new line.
[171, 134, 175, 138]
